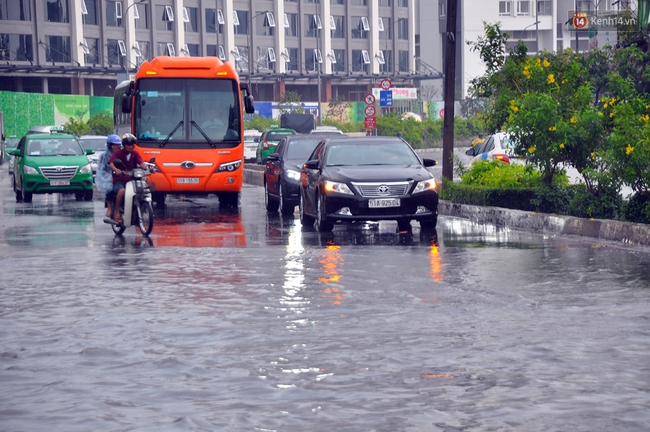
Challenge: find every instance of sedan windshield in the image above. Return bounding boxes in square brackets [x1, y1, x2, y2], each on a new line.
[79, 138, 106, 152]
[326, 143, 420, 166]
[27, 138, 83, 156]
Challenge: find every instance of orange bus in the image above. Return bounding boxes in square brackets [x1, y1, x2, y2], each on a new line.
[114, 56, 255, 207]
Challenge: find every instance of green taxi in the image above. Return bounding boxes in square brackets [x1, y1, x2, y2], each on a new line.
[256, 127, 296, 164]
[12, 131, 95, 202]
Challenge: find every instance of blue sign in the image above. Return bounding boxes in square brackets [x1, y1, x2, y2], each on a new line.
[379, 90, 393, 107]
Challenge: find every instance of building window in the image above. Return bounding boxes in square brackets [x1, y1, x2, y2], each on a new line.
[285, 13, 298, 37]
[499, 1, 512, 16]
[206, 9, 224, 34]
[183, 43, 199, 56]
[331, 49, 345, 72]
[184, 7, 198, 32]
[351, 16, 368, 39]
[82, 37, 99, 64]
[45, 0, 69, 23]
[352, 50, 367, 73]
[331, 16, 345, 38]
[284, 47, 298, 71]
[331, 0, 344, 4]
[135, 40, 150, 62]
[0, 33, 33, 61]
[134, 4, 148, 29]
[397, 0, 408, 6]
[82, 0, 97, 25]
[537, 0, 552, 15]
[397, 19, 408, 40]
[257, 12, 275, 36]
[398, 50, 409, 72]
[516, 1, 530, 16]
[234, 11, 249, 35]
[439, 0, 446, 18]
[45, 35, 71, 62]
[352, 0, 367, 4]
[379, 0, 391, 6]
[381, 50, 393, 73]
[305, 15, 322, 38]
[106, 1, 122, 27]
[156, 5, 173, 31]
[107, 39, 125, 66]
[0, 0, 31, 21]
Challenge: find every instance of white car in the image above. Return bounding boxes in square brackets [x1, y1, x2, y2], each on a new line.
[244, 129, 261, 162]
[465, 132, 517, 165]
[78, 135, 108, 179]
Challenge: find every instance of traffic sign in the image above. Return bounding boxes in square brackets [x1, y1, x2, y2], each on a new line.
[364, 93, 376, 105]
[364, 116, 377, 129]
[380, 78, 392, 90]
[364, 105, 376, 117]
[379, 90, 393, 107]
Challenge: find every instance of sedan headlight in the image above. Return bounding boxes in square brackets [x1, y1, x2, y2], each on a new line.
[413, 178, 438, 194]
[23, 165, 39, 175]
[286, 169, 301, 181]
[80, 164, 93, 174]
[216, 160, 242, 173]
[323, 180, 353, 195]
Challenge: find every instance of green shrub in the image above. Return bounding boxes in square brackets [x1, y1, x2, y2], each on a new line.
[621, 193, 650, 224]
[460, 160, 544, 188]
[566, 184, 622, 219]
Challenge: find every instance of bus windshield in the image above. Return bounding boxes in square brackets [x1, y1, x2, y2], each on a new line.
[134, 78, 241, 147]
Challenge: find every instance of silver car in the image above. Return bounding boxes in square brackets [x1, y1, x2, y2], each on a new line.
[78, 135, 108, 179]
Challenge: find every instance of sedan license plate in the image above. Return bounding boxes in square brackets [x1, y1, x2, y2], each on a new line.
[368, 198, 400, 208]
[50, 180, 70, 186]
[177, 178, 199, 184]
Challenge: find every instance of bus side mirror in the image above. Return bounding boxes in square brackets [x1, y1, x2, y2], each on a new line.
[244, 95, 255, 114]
[122, 94, 132, 113]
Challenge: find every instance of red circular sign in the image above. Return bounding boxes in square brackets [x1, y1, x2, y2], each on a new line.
[380, 78, 392, 90]
[364, 93, 376, 105]
[364, 105, 376, 117]
[573, 13, 588, 30]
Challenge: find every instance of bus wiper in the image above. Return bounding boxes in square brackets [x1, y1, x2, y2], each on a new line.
[190, 120, 215, 148]
[160, 120, 184, 148]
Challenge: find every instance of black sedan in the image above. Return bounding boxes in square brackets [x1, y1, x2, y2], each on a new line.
[299, 136, 439, 232]
[265, 134, 342, 215]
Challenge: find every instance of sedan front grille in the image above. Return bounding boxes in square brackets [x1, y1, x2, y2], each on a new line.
[41, 166, 78, 180]
[352, 181, 411, 197]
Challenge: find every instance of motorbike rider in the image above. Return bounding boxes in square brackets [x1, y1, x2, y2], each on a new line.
[108, 133, 149, 224]
[97, 134, 122, 223]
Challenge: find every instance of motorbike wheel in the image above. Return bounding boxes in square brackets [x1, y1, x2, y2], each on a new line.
[137, 201, 154, 237]
[111, 222, 126, 236]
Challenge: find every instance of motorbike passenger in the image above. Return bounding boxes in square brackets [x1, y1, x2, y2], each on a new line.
[98, 134, 122, 223]
[108, 133, 149, 224]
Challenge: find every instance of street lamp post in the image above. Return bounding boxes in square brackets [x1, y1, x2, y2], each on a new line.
[524, 20, 540, 53]
[247, 10, 270, 92]
[123, 0, 146, 72]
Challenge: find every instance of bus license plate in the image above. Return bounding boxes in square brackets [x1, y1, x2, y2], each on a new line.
[368, 198, 400, 208]
[177, 178, 199, 184]
[50, 180, 70, 186]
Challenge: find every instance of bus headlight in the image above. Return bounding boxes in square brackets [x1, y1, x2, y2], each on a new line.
[216, 160, 242, 173]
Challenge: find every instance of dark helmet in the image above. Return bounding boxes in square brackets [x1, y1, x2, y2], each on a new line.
[478, 133, 484, 138]
[122, 133, 137, 147]
[106, 134, 121, 150]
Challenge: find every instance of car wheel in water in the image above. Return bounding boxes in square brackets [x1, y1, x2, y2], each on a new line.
[299, 193, 315, 228]
[315, 194, 334, 232]
[23, 191, 33, 203]
[397, 219, 412, 232]
[279, 184, 294, 216]
[75, 192, 84, 201]
[137, 200, 154, 236]
[84, 190, 93, 201]
[219, 191, 240, 208]
[420, 216, 438, 230]
[265, 182, 279, 212]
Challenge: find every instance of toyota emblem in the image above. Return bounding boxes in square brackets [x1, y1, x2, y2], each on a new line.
[180, 161, 196, 169]
[377, 185, 390, 194]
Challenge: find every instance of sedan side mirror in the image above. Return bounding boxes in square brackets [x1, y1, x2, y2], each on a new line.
[422, 158, 437, 167]
[304, 159, 319, 170]
[86, 148, 95, 155]
[465, 147, 476, 157]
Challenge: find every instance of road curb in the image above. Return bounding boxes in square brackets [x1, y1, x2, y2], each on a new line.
[438, 200, 650, 247]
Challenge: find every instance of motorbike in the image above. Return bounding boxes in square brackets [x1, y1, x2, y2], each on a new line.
[104, 158, 157, 237]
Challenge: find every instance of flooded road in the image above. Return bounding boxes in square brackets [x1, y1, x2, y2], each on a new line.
[1, 174, 649, 431]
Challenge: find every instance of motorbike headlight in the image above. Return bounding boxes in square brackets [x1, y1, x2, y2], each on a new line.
[23, 165, 39, 175]
[413, 178, 438, 194]
[217, 160, 242, 173]
[323, 180, 353, 195]
[286, 169, 300, 181]
[80, 164, 92, 174]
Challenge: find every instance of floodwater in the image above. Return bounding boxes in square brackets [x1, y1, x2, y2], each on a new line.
[1, 179, 650, 431]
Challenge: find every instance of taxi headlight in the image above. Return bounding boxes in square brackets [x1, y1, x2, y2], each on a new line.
[413, 178, 437, 194]
[323, 180, 353, 195]
[80, 164, 93, 174]
[23, 165, 39, 175]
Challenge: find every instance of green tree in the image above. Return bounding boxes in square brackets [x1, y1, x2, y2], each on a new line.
[87, 111, 113, 135]
[279, 91, 303, 114]
[64, 114, 90, 135]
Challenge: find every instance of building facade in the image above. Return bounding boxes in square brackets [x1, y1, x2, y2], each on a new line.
[0, 0, 442, 105]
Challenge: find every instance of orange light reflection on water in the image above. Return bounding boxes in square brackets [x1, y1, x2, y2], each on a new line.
[318, 242, 345, 305]
[429, 240, 443, 282]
